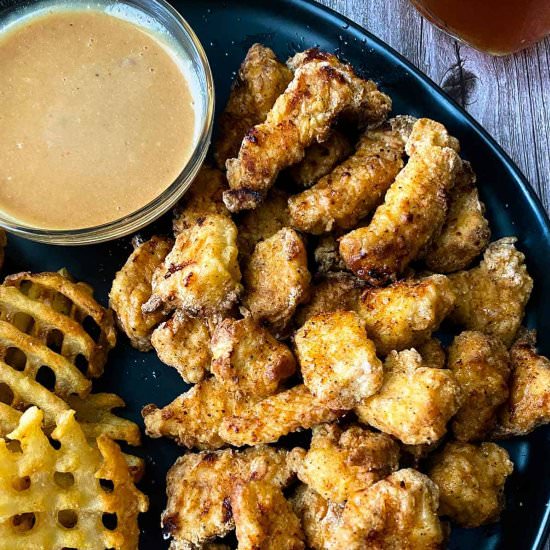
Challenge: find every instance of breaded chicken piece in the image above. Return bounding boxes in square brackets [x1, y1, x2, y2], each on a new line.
[428, 441, 513, 527]
[162, 445, 294, 548]
[340, 119, 461, 284]
[356, 349, 462, 445]
[449, 237, 533, 346]
[144, 214, 242, 318]
[295, 311, 383, 408]
[0, 229, 6, 271]
[313, 234, 348, 274]
[493, 330, 550, 437]
[219, 384, 343, 446]
[232, 479, 305, 550]
[242, 228, 311, 335]
[297, 424, 399, 503]
[173, 165, 229, 234]
[210, 316, 296, 398]
[405, 117, 460, 153]
[448, 331, 510, 441]
[151, 311, 211, 383]
[357, 274, 456, 355]
[294, 272, 364, 326]
[424, 161, 490, 272]
[214, 44, 293, 169]
[223, 49, 391, 212]
[289, 130, 353, 187]
[109, 235, 173, 351]
[329, 469, 445, 550]
[289, 123, 405, 234]
[142, 377, 243, 449]
[417, 338, 446, 370]
[237, 188, 291, 260]
[290, 485, 344, 550]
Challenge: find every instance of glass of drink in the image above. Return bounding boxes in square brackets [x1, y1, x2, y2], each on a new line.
[410, 0, 550, 55]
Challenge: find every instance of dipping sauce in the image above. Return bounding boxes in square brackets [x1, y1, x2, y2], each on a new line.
[0, 9, 196, 229]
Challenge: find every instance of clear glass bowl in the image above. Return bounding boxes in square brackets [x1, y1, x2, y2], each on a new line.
[0, 0, 214, 245]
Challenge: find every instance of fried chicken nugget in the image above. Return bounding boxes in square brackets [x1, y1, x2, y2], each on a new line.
[428, 441, 513, 527]
[424, 161, 490, 273]
[242, 228, 311, 335]
[144, 214, 242, 318]
[296, 424, 400, 503]
[210, 316, 296, 398]
[232, 479, 305, 550]
[294, 311, 383, 408]
[289, 123, 405, 234]
[448, 331, 510, 441]
[313, 234, 348, 274]
[355, 349, 462, 445]
[214, 44, 293, 169]
[448, 237, 533, 346]
[294, 272, 364, 326]
[173, 165, 229, 234]
[290, 484, 344, 550]
[357, 274, 456, 355]
[142, 377, 242, 449]
[162, 445, 294, 548]
[329, 469, 445, 550]
[493, 330, 550, 437]
[151, 311, 211, 383]
[237, 189, 291, 260]
[339, 119, 461, 284]
[109, 235, 173, 351]
[219, 384, 343, 446]
[289, 130, 353, 188]
[223, 49, 391, 212]
[417, 338, 446, 370]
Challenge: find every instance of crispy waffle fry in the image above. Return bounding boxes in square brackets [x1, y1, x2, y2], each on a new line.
[1, 272, 116, 378]
[0, 407, 148, 550]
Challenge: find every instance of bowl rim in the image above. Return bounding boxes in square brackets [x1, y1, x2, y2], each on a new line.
[0, 0, 215, 245]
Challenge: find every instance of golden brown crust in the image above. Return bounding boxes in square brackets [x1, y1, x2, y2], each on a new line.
[231, 479, 305, 550]
[242, 228, 311, 335]
[214, 44, 293, 169]
[493, 331, 550, 437]
[162, 446, 294, 548]
[428, 441, 513, 528]
[224, 49, 391, 211]
[355, 349, 462, 445]
[424, 161, 490, 273]
[294, 311, 383, 408]
[448, 331, 510, 441]
[219, 384, 343, 447]
[339, 119, 461, 284]
[210, 316, 296, 399]
[109, 235, 173, 351]
[294, 272, 364, 327]
[448, 237, 533, 346]
[173, 166, 229, 234]
[145, 214, 242, 318]
[237, 188, 291, 260]
[151, 311, 211, 384]
[288, 130, 353, 187]
[288, 124, 405, 234]
[417, 338, 446, 370]
[328, 469, 445, 550]
[357, 274, 456, 356]
[296, 424, 399, 503]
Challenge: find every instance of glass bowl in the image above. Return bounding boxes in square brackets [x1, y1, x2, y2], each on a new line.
[0, 0, 214, 245]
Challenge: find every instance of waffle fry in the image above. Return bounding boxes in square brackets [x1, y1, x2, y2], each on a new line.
[0, 407, 148, 550]
[1, 271, 116, 378]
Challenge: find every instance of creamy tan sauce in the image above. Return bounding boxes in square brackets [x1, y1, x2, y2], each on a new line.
[0, 10, 196, 229]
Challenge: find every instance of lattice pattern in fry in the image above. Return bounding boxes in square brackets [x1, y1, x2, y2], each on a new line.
[0, 407, 148, 550]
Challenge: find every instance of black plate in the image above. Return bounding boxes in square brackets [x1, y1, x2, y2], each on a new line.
[2, 0, 550, 548]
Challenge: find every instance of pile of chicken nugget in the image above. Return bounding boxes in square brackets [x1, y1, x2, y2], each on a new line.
[110, 45, 550, 549]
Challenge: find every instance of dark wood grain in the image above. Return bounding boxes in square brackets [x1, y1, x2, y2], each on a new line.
[319, 0, 550, 212]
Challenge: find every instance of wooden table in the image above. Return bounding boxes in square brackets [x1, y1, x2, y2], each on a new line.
[319, 0, 550, 213]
